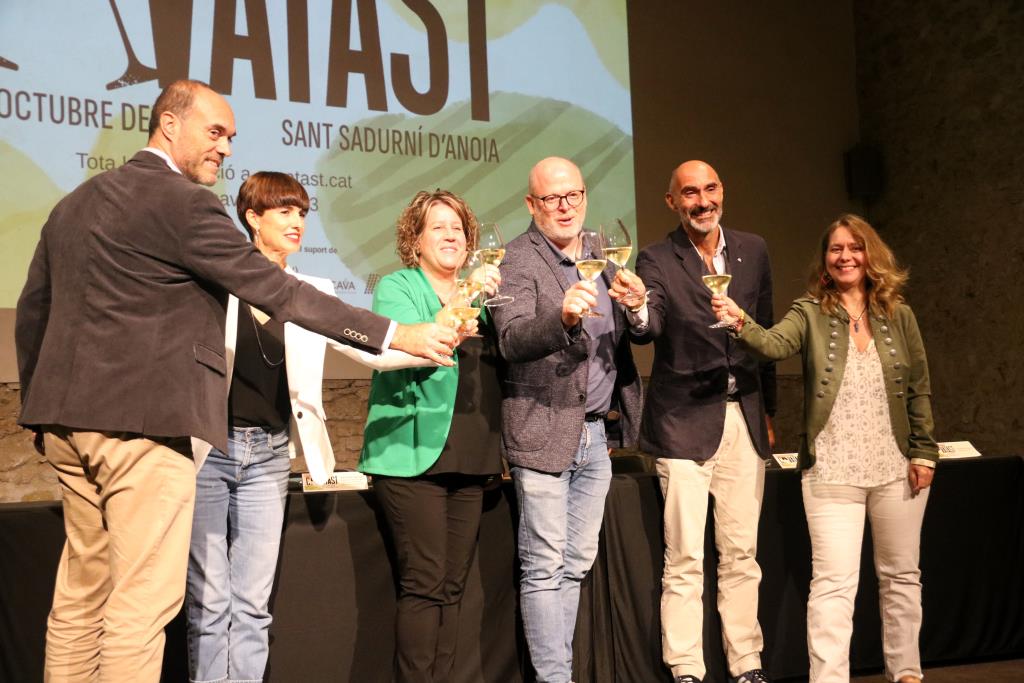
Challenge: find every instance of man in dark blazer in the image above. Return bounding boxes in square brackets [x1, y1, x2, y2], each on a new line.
[492, 156, 647, 683]
[15, 80, 455, 682]
[634, 160, 776, 683]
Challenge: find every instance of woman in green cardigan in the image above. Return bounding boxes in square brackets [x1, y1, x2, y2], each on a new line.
[358, 189, 503, 683]
[712, 214, 937, 683]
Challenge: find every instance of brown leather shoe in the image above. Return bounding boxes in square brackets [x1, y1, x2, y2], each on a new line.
[897, 676, 922, 683]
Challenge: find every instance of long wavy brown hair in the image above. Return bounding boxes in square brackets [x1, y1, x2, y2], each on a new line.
[806, 213, 908, 318]
[395, 190, 479, 268]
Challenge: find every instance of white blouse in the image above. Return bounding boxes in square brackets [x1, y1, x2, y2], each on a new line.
[806, 337, 907, 487]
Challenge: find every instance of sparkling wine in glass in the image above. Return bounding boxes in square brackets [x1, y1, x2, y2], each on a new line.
[600, 218, 649, 309]
[477, 223, 512, 306]
[448, 254, 485, 337]
[575, 230, 607, 318]
[600, 219, 632, 270]
[447, 298, 482, 327]
[702, 273, 735, 329]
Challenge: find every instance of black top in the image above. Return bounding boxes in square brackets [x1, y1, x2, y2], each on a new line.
[425, 317, 503, 476]
[228, 304, 291, 430]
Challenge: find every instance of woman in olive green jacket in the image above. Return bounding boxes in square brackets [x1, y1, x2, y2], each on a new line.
[358, 189, 503, 683]
[713, 214, 937, 683]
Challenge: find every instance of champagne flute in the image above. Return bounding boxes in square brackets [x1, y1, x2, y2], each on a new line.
[600, 219, 632, 271]
[601, 218, 649, 309]
[575, 230, 607, 318]
[448, 254, 485, 337]
[702, 273, 734, 329]
[477, 223, 512, 306]
[447, 290, 483, 336]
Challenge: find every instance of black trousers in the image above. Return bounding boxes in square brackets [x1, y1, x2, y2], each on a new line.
[374, 474, 487, 683]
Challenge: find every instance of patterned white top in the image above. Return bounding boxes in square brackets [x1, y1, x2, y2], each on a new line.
[806, 337, 907, 487]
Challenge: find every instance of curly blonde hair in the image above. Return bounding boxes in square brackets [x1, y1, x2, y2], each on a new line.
[395, 190, 479, 268]
[807, 213, 908, 318]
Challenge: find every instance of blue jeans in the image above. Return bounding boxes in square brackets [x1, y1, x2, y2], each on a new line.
[186, 426, 291, 683]
[511, 420, 612, 683]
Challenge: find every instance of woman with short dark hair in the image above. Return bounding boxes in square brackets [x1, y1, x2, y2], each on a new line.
[185, 172, 429, 683]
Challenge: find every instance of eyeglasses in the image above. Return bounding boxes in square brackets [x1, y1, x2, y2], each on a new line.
[530, 189, 586, 211]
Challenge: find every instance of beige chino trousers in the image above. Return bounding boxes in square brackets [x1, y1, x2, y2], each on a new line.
[43, 428, 195, 683]
[802, 475, 929, 683]
[657, 402, 767, 680]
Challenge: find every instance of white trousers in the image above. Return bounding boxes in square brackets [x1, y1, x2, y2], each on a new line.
[657, 402, 766, 680]
[802, 475, 930, 683]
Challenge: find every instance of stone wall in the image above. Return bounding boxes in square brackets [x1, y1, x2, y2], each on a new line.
[0, 380, 376, 503]
[0, 384, 57, 501]
[852, 0, 1024, 455]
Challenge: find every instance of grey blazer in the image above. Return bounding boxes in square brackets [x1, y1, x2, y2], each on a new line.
[16, 151, 390, 453]
[492, 223, 643, 474]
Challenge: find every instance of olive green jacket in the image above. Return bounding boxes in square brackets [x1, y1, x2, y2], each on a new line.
[735, 297, 938, 470]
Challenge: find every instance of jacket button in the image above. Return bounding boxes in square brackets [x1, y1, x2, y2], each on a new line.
[578, 393, 585, 402]
[889, 349, 897, 356]
[825, 366, 833, 372]
[829, 342, 836, 349]
[297, 411, 304, 419]
[885, 337, 893, 344]
[830, 331, 839, 339]
[827, 353, 836, 361]
[881, 325, 889, 333]
[895, 377, 903, 384]
[830, 319, 838, 327]
[816, 391, 825, 398]
[896, 391, 904, 398]
[821, 378, 830, 385]
[894, 362, 902, 369]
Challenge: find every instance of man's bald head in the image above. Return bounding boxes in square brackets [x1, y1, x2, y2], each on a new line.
[148, 79, 212, 139]
[526, 156, 588, 248]
[665, 160, 724, 237]
[147, 80, 236, 186]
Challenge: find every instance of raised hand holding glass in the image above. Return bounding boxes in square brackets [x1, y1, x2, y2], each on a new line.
[575, 230, 606, 318]
[477, 223, 512, 306]
[703, 273, 735, 329]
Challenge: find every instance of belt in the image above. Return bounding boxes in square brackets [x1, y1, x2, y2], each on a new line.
[585, 409, 621, 422]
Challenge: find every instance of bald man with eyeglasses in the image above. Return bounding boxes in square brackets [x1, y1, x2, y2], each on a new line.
[490, 156, 648, 683]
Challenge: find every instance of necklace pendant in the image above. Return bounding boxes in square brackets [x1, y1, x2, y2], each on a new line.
[854, 320, 860, 333]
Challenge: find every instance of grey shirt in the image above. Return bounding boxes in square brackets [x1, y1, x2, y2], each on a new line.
[538, 232, 616, 415]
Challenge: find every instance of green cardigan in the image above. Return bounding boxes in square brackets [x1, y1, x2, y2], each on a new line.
[357, 267, 481, 477]
[735, 297, 939, 470]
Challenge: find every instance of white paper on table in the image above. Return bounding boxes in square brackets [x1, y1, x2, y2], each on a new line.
[301, 471, 369, 492]
[937, 441, 982, 459]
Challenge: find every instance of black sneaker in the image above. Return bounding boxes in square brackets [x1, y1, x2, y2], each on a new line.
[674, 676, 702, 683]
[732, 669, 770, 683]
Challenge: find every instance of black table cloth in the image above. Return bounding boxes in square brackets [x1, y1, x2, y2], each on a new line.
[2, 456, 1021, 682]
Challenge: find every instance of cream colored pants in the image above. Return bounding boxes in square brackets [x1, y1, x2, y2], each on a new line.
[802, 475, 930, 683]
[43, 428, 196, 683]
[657, 402, 766, 680]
